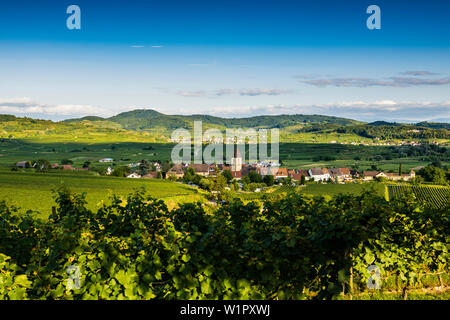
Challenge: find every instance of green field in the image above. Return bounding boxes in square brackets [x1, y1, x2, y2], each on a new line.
[0, 171, 205, 218]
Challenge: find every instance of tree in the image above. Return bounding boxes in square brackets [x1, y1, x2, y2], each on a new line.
[300, 175, 306, 185]
[139, 160, 150, 176]
[430, 157, 442, 168]
[90, 166, 107, 175]
[411, 176, 424, 185]
[61, 159, 73, 165]
[263, 175, 274, 186]
[398, 163, 402, 176]
[183, 167, 196, 184]
[221, 170, 233, 184]
[82, 161, 91, 169]
[417, 166, 447, 185]
[162, 161, 172, 173]
[211, 175, 227, 193]
[248, 171, 262, 183]
[111, 166, 130, 177]
[35, 159, 50, 172]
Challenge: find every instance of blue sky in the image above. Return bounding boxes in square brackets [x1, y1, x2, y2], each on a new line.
[0, 0, 449, 122]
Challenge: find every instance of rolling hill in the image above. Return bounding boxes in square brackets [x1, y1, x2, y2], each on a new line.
[0, 110, 448, 144]
[64, 109, 364, 131]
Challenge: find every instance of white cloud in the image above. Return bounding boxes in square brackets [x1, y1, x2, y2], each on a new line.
[303, 76, 450, 88]
[0, 98, 114, 118]
[1, 98, 448, 123]
[192, 101, 450, 122]
[177, 88, 291, 97]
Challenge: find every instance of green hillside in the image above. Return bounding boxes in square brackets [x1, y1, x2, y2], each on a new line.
[64, 109, 364, 131]
[0, 115, 164, 143]
[1, 111, 449, 144]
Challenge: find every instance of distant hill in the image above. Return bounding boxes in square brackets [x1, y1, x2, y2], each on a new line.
[64, 116, 105, 122]
[63, 109, 364, 131]
[368, 121, 402, 126]
[415, 121, 450, 130]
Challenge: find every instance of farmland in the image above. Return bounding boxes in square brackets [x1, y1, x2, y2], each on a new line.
[387, 184, 450, 208]
[0, 171, 205, 218]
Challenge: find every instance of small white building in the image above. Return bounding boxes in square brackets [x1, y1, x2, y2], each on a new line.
[106, 167, 113, 175]
[99, 158, 114, 163]
[308, 168, 331, 181]
[126, 172, 141, 178]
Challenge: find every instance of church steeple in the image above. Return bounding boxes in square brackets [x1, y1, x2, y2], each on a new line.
[233, 143, 241, 158]
[231, 142, 242, 173]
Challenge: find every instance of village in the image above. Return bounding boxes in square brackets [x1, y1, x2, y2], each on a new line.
[15, 145, 416, 186]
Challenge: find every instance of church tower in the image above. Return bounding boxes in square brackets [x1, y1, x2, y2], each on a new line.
[231, 144, 242, 176]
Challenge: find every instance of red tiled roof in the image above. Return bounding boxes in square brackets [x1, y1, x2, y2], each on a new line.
[276, 168, 288, 176]
[232, 171, 242, 178]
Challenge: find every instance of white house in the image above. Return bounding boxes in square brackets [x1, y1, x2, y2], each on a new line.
[99, 158, 114, 163]
[106, 167, 113, 175]
[308, 168, 331, 181]
[126, 172, 141, 178]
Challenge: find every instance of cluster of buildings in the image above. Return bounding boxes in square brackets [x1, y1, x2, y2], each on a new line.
[15, 148, 417, 183]
[344, 141, 424, 146]
[165, 162, 416, 183]
[15, 161, 88, 171]
[164, 147, 416, 182]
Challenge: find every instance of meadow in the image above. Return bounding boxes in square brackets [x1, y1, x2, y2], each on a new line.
[0, 170, 205, 218]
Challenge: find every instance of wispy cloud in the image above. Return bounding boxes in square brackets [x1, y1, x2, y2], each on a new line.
[130, 45, 163, 48]
[177, 88, 291, 97]
[238, 89, 289, 96]
[195, 100, 450, 122]
[400, 71, 438, 76]
[177, 91, 207, 97]
[303, 76, 450, 88]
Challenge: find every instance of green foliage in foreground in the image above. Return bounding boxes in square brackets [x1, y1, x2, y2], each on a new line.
[0, 189, 448, 300]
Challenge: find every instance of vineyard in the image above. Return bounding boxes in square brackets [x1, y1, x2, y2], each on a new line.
[387, 184, 450, 208]
[227, 185, 296, 202]
[0, 188, 448, 300]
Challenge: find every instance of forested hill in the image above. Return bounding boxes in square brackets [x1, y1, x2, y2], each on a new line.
[63, 109, 363, 131]
[300, 122, 450, 140]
